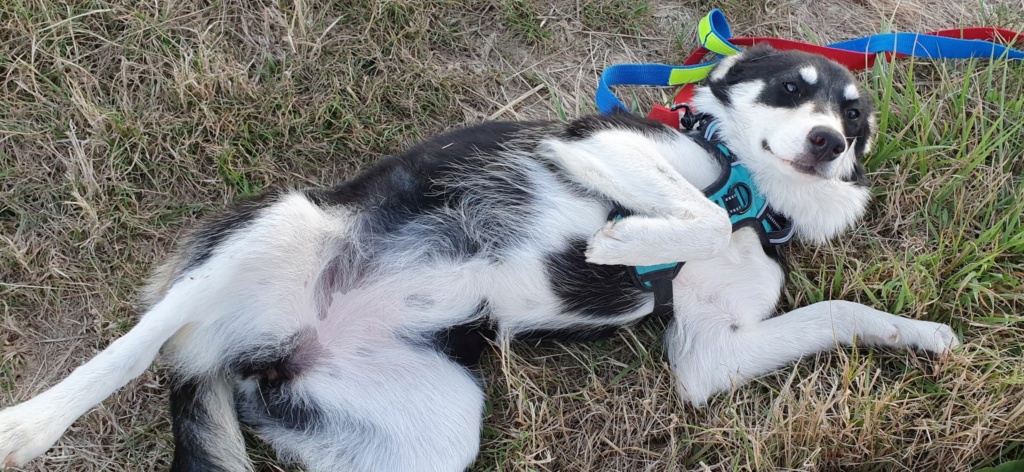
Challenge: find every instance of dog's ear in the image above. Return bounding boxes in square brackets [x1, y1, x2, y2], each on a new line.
[741, 42, 776, 59]
[708, 44, 776, 84]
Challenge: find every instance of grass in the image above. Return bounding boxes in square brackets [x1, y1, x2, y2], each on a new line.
[1, 0, 1023, 471]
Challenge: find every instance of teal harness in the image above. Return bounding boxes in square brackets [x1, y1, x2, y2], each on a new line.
[614, 111, 795, 318]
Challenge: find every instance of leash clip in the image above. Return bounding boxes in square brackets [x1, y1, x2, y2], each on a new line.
[672, 103, 703, 131]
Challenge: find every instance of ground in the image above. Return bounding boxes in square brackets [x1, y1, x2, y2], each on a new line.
[1, 0, 1023, 471]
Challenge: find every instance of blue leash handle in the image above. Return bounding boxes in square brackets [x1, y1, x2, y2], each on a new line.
[595, 64, 686, 116]
[831, 33, 1024, 60]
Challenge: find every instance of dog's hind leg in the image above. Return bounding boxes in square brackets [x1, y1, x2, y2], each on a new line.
[0, 277, 208, 467]
[235, 339, 485, 472]
[0, 191, 333, 468]
[169, 374, 250, 472]
[666, 300, 960, 405]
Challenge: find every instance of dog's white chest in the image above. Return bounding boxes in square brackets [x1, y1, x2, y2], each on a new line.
[673, 228, 785, 324]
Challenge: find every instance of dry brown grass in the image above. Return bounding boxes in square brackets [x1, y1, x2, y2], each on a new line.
[1, 0, 1023, 471]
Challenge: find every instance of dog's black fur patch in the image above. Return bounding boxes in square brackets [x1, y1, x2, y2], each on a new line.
[545, 239, 648, 318]
[308, 121, 549, 260]
[306, 121, 544, 211]
[562, 110, 668, 141]
[169, 379, 229, 472]
[516, 324, 623, 344]
[231, 332, 328, 433]
[845, 162, 869, 186]
[236, 384, 324, 432]
[433, 304, 497, 367]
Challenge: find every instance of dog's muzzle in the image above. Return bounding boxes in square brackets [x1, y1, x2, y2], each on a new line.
[807, 126, 846, 163]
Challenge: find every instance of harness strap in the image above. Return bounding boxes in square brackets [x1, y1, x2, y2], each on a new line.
[610, 210, 683, 318]
[687, 119, 795, 248]
[648, 278, 674, 319]
[764, 212, 795, 245]
[621, 257, 681, 319]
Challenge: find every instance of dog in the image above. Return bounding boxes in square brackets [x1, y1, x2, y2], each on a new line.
[0, 44, 959, 471]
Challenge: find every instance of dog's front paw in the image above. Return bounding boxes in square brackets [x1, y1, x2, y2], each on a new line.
[0, 400, 68, 468]
[584, 220, 661, 266]
[896, 320, 960, 356]
[585, 221, 627, 265]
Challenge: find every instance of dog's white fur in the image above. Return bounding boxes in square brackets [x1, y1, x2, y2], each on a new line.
[0, 47, 960, 471]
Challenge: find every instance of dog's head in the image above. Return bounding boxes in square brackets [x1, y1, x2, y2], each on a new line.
[692, 44, 876, 243]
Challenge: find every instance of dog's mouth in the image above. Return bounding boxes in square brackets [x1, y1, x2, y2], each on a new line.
[787, 160, 818, 176]
[762, 140, 820, 177]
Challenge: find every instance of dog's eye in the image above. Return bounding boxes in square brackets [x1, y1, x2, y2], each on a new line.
[845, 108, 861, 119]
[783, 82, 798, 94]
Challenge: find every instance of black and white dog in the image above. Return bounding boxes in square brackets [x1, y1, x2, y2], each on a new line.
[0, 45, 958, 471]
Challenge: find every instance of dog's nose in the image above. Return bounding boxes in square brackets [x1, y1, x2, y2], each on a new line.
[807, 127, 846, 162]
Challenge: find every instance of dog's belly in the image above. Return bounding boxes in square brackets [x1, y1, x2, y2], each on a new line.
[672, 228, 785, 328]
[314, 196, 647, 343]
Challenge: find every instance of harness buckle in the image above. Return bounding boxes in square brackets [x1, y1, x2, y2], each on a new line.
[671, 103, 703, 131]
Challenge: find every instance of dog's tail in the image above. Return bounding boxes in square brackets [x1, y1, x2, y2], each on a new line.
[169, 375, 251, 472]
